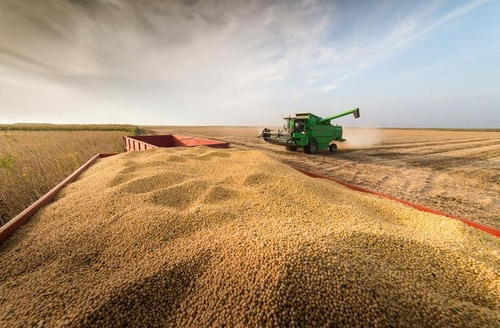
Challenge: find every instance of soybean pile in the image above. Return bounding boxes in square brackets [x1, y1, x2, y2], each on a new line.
[1, 147, 499, 327]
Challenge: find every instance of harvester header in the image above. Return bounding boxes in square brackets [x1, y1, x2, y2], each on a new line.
[259, 108, 360, 154]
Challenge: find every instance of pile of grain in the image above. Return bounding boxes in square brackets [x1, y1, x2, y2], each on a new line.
[1, 147, 499, 327]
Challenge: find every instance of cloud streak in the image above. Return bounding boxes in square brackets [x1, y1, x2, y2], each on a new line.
[316, 0, 489, 92]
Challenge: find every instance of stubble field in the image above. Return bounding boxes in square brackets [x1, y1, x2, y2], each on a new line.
[147, 126, 500, 230]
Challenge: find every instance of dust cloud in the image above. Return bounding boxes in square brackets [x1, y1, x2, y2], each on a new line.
[343, 127, 383, 149]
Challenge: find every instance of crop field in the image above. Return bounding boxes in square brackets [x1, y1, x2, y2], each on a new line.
[0, 126, 139, 225]
[2, 125, 499, 230]
[148, 126, 500, 230]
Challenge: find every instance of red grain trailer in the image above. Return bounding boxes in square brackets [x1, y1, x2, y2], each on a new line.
[123, 135, 230, 151]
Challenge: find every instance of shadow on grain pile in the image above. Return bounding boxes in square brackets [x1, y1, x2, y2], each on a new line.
[0, 147, 499, 327]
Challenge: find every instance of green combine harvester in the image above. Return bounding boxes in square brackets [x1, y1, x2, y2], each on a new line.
[259, 108, 360, 154]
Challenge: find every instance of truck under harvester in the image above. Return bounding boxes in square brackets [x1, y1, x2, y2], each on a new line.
[259, 108, 360, 154]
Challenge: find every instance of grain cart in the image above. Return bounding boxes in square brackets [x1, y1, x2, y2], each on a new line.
[259, 108, 360, 154]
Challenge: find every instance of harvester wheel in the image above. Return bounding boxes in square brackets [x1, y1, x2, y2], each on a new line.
[329, 143, 337, 153]
[304, 138, 318, 154]
[286, 145, 297, 151]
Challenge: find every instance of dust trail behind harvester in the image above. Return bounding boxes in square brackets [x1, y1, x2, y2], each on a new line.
[343, 127, 382, 149]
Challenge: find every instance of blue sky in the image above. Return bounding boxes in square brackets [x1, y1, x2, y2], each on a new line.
[0, 0, 499, 127]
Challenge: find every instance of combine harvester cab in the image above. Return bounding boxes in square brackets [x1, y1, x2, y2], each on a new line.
[259, 108, 360, 154]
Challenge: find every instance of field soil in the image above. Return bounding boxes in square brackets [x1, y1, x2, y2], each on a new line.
[146, 126, 500, 229]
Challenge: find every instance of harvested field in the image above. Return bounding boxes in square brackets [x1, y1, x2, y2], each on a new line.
[147, 126, 500, 229]
[1, 147, 499, 327]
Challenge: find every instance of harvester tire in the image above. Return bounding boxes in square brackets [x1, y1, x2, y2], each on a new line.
[329, 143, 337, 153]
[304, 138, 318, 154]
[286, 145, 298, 151]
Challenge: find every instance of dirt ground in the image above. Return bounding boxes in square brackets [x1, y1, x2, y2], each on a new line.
[146, 126, 500, 230]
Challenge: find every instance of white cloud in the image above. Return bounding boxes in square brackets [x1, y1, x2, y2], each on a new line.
[322, 84, 338, 91]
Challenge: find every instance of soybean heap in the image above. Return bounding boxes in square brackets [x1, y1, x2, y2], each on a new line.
[0, 147, 499, 327]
